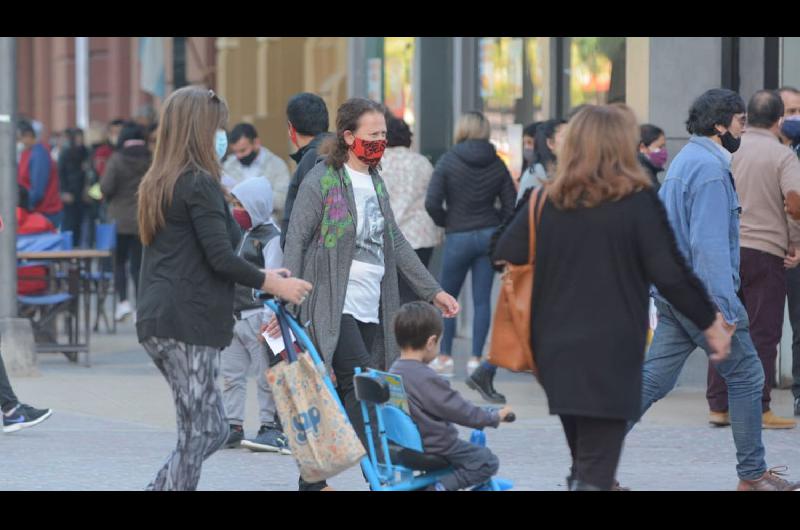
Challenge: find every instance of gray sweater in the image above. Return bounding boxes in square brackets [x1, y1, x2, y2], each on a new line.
[390, 359, 500, 455]
[282, 162, 442, 374]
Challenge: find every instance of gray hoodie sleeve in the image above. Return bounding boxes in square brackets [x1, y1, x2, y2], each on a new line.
[423, 373, 501, 429]
[282, 164, 324, 282]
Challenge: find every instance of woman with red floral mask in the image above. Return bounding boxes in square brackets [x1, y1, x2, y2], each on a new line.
[277, 97, 459, 491]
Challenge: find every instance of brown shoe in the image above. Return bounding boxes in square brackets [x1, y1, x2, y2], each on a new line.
[762, 410, 797, 429]
[709, 411, 731, 427]
[737, 466, 800, 491]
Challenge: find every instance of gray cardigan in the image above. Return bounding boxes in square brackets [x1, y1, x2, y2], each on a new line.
[283, 162, 442, 373]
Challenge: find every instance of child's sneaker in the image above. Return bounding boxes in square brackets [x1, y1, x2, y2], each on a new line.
[430, 356, 454, 378]
[2, 404, 52, 433]
[241, 423, 292, 455]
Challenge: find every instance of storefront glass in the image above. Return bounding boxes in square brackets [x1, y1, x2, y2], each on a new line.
[479, 37, 546, 180]
[568, 37, 626, 108]
[383, 37, 416, 128]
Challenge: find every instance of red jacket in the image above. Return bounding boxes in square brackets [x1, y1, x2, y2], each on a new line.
[18, 143, 63, 215]
[16, 207, 56, 235]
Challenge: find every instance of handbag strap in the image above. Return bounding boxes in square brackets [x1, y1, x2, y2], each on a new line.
[527, 187, 547, 264]
[275, 303, 297, 363]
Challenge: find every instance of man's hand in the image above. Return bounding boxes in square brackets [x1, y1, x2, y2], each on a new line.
[705, 312, 733, 363]
[61, 192, 75, 205]
[785, 247, 800, 269]
[433, 291, 460, 318]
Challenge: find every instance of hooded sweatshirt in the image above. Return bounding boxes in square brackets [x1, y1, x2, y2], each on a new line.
[425, 139, 516, 233]
[231, 177, 282, 320]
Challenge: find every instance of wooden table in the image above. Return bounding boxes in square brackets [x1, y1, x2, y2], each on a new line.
[17, 249, 113, 366]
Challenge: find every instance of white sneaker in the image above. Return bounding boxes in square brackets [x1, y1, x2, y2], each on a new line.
[115, 300, 132, 322]
[467, 358, 481, 376]
[430, 356, 454, 378]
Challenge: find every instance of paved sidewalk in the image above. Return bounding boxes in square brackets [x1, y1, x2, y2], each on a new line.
[3, 320, 799, 490]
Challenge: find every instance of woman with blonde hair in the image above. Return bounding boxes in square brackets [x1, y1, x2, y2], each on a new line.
[425, 111, 516, 402]
[136, 86, 311, 491]
[493, 104, 730, 490]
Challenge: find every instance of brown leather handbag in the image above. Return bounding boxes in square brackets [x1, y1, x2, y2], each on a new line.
[488, 188, 546, 374]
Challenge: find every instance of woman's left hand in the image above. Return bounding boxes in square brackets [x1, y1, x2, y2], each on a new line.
[433, 291, 460, 318]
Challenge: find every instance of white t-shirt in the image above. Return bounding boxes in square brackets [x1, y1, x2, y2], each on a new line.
[342, 164, 385, 324]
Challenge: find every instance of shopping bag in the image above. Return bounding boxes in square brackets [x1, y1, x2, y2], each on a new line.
[488, 188, 546, 374]
[265, 306, 365, 483]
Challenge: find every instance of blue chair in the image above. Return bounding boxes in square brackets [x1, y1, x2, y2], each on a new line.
[89, 223, 117, 333]
[17, 232, 78, 360]
[353, 369, 513, 491]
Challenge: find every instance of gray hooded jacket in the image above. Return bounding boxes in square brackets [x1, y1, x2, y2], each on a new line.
[283, 162, 442, 373]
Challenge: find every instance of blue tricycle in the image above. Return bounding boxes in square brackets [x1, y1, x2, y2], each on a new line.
[265, 297, 513, 491]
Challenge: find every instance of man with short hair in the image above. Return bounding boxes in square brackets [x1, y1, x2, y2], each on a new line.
[629, 88, 800, 490]
[778, 86, 800, 417]
[222, 123, 291, 223]
[706, 90, 800, 429]
[281, 93, 330, 249]
[16, 119, 63, 228]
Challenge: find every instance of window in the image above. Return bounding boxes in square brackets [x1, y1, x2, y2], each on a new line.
[383, 37, 416, 128]
[478, 37, 546, 179]
[567, 37, 626, 109]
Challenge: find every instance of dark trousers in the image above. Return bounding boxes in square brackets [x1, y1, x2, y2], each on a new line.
[707, 248, 785, 413]
[786, 266, 800, 399]
[559, 415, 627, 490]
[0, 348, 20, 413]
[115, 234, 142, 303]
[399, 247, 433, 305]
[62, 203, 84, 247]
[300, 314, 378, 491]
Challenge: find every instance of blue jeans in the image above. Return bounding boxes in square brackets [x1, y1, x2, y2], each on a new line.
[439, 227, 496, 358]
[634, 299, 766, 481]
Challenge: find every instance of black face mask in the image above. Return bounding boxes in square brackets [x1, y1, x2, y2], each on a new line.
[718, 131, 741, 154]
[237, 149, 259, 167]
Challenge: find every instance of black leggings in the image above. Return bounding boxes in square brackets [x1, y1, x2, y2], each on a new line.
[115, 234, 142, 302]
[0, 348, 20, 413]
[300, 314, 378, 491]
[559, 415, 627, 490]
[398, 247, 433, 305]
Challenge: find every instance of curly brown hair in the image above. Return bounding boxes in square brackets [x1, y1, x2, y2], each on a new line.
[324, 98, 386, 170]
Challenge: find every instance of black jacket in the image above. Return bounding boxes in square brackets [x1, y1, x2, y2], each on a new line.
[58, 145, 89, 197]
[136, 171, 266, 349]
[494, 189, 714, 420]
[638, 152, 662, 192]
[425, 139, 516, 234]
[281, 133, 331, 248]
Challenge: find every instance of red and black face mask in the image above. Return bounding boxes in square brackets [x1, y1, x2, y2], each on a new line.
[232, 208, 252, 231]
[349, 136, 387, 168]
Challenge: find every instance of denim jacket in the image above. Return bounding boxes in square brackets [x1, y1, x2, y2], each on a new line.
[653, 135, 744, 325]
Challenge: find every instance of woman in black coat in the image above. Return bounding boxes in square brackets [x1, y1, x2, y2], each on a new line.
[493, 105, 730, 491]
[135, 86, 312, 491]
[425, 111, 516, 402]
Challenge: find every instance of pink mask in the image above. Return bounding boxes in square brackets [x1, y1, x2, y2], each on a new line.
[647, 148, 668, 170]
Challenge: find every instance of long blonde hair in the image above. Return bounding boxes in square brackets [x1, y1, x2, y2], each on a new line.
[137, 86, 228, 245]
[546, 104, 651, 210]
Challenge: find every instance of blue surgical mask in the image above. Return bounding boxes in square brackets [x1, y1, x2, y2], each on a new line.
[782, 117, 800, 144]
[215, 129, 228, 161]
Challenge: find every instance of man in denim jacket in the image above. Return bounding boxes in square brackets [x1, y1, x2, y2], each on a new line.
[629, 89, 800, 491]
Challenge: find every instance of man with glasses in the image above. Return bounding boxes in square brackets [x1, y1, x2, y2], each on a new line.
[628, 88, 800, 490]
[706, 90, 800, 430]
